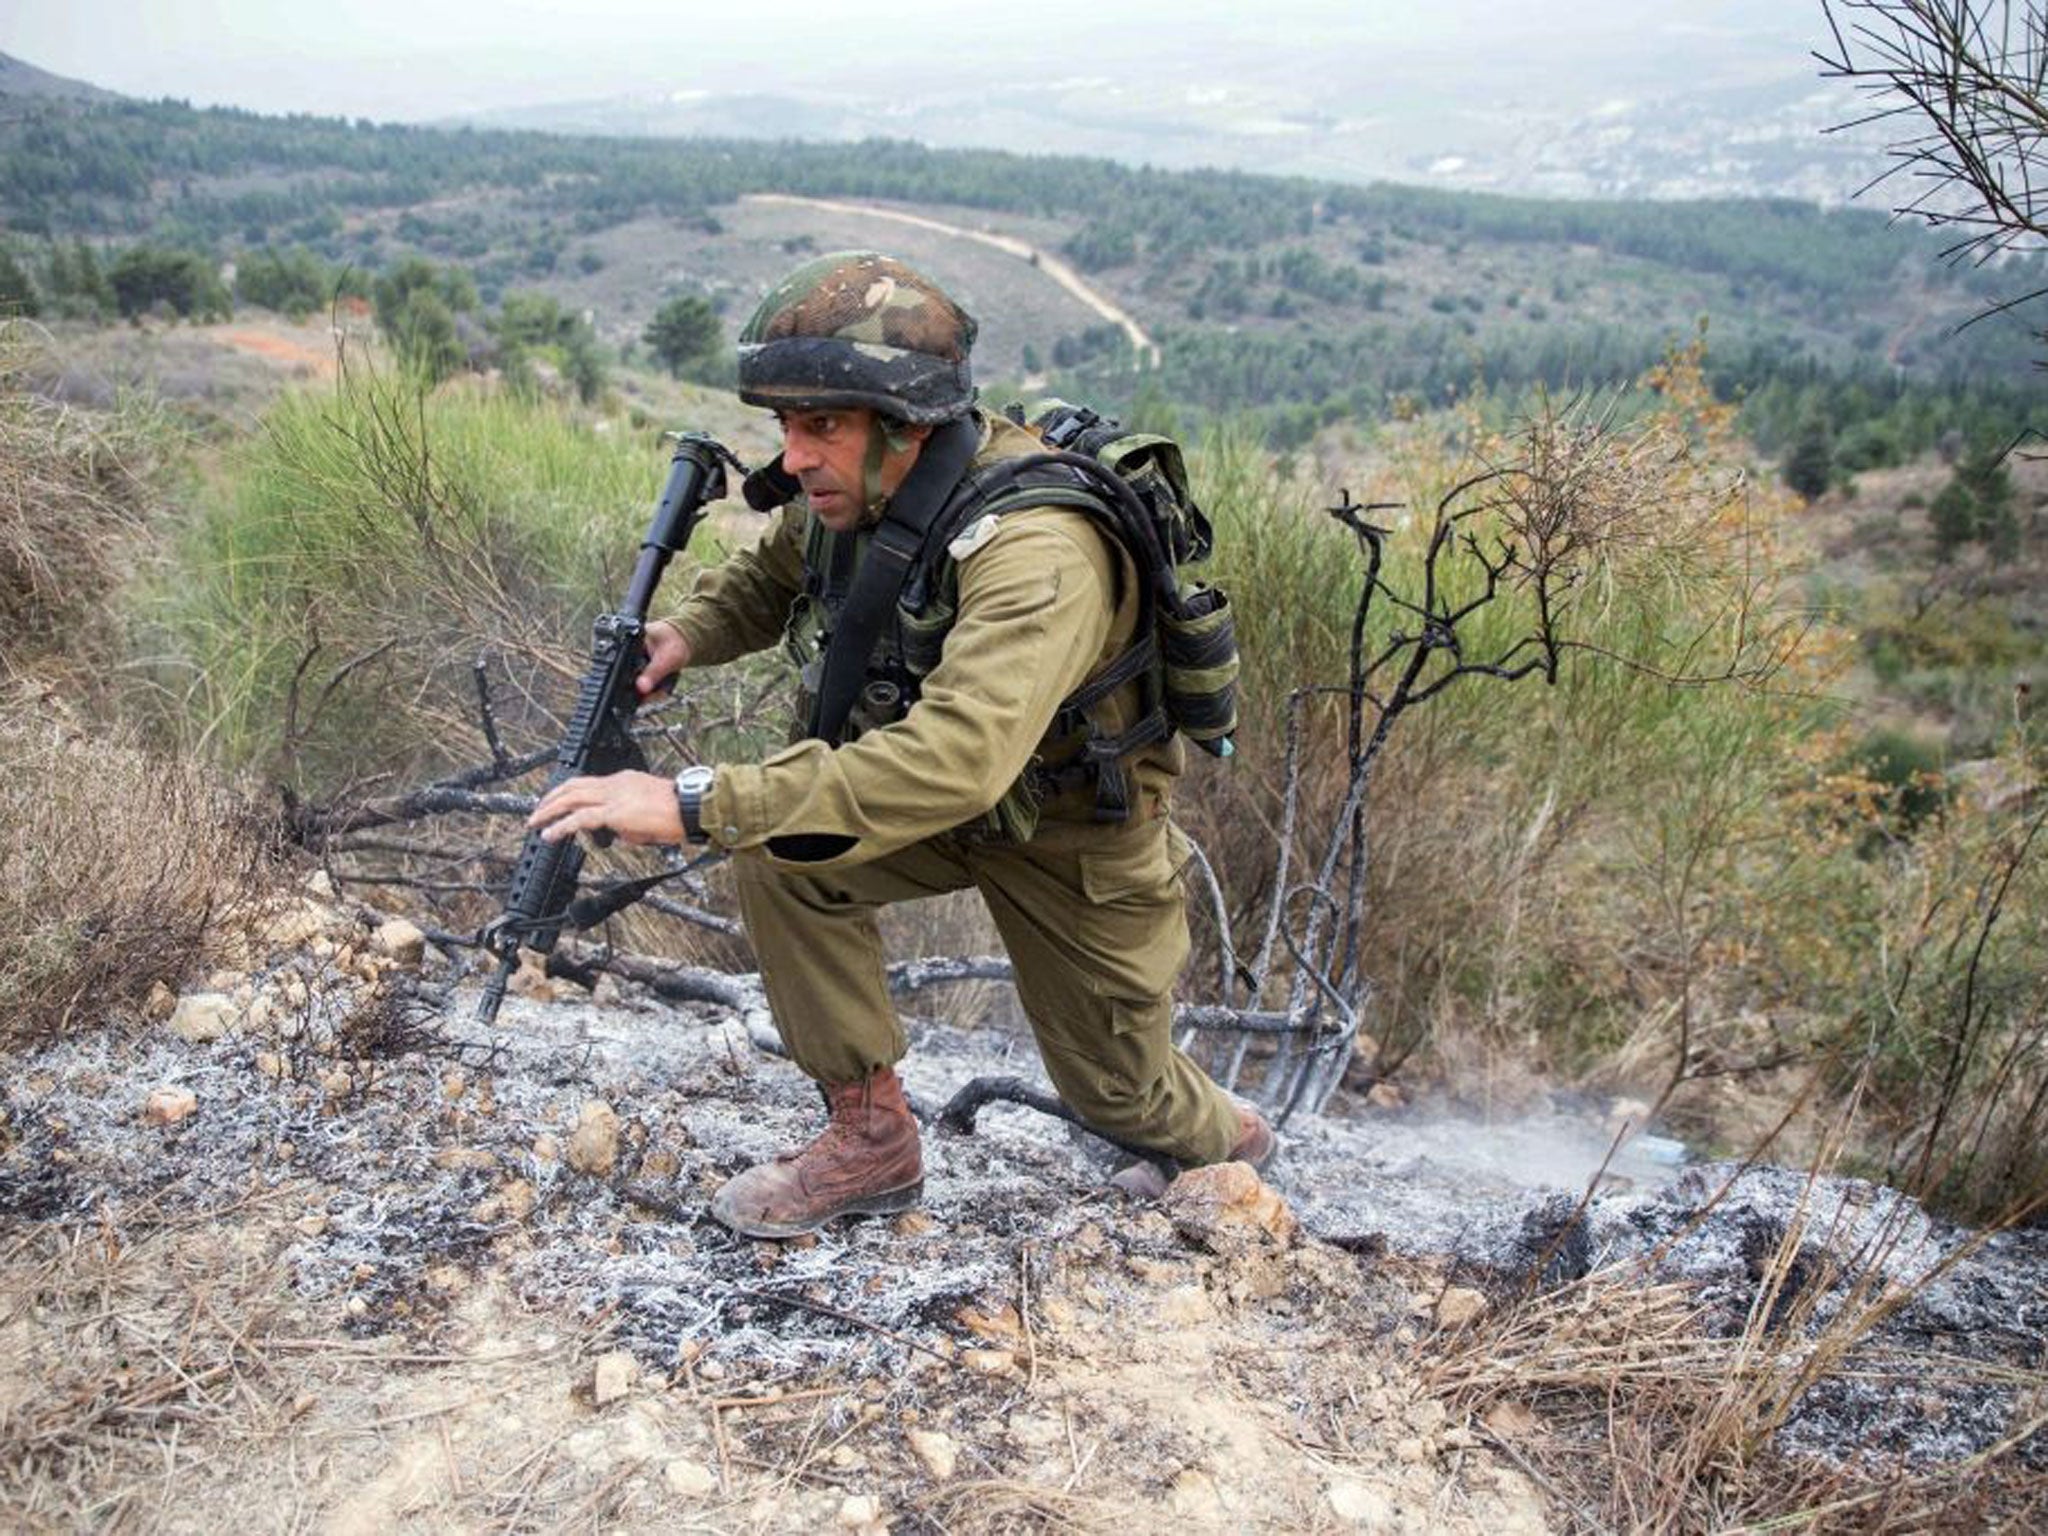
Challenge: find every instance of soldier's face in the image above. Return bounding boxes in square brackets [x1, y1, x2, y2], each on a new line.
[777, 408, 929, 532]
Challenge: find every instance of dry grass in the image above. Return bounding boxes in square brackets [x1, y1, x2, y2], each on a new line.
[0, 320, 161, 690]
[0, 686, 272, 1050]
[1425, 1160, 2048, 1534]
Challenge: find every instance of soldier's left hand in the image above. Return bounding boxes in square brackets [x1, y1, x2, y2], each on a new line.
[530, 771, 685, 846]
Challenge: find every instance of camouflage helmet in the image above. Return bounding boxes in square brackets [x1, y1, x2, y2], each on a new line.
[737, 251, 977, 424]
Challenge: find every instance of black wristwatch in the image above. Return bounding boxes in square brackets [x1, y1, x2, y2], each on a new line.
[673, 765, 715, 845]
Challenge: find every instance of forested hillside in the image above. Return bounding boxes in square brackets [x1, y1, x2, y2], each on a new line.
[2, 86, 2040, 457]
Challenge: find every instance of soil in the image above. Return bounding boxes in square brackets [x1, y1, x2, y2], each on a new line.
[2, 883, 2042, 1531]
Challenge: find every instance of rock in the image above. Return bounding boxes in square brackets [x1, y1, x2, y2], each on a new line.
[144, 980, 177, 1020]
[960, 1348, 1015, 1375]
[433, 1147, 498, 1173]
[1327, 1479, 1395, 1527]
[1405, 1398, 1448, 1437]
[567, 1101, 621, 1177]
[143, 1087, 198, 1126]
[1393, 1437, 1428, 1464]
[510, 949, 560, 1002]
[442, 1071, 468, 1102]
[475, 1178, 539, 1224]
[255, 1051, 290, 1082]
[1366, 1081, 1404, 1110]
[280, 975, 310, 1009]
[260, 899, 332, 953]
[1482, 1401, 1539, 1439]
[168, 992, 238, 1044]
[295, 1214, 329, 1238]
[664, 1457, 718, 1497]
[1435, 1286, 1490, 1329]
[1169, 1468, 1224, 1519]
[425, 1264, 468, 1296]
[1161, 1161, 1297, 1253]
[345, 1296, 369, 1319]
[1155, 1284, 1217, 1326]
[372, 917, 427, 966]
[836, 1494, 883, 1529]
[906, 1428, 957, 1480]
[954, 1302, 1021, 1340]
[320, 1068, 354, 1099]
[532, 1133, 561, 1165]
[305, 869, 336, 900]
[590, 1350, 638, 1406]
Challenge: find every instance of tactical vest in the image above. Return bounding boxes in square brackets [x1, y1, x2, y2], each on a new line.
[780, 407, 1239, 843]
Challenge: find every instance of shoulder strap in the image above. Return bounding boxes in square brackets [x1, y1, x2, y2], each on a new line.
[809, 416, 981, 743]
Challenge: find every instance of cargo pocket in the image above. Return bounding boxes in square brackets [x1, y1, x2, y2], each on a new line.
[1073, 824, 1189, 1002]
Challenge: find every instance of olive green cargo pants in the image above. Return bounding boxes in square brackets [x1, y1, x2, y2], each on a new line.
[733, 814, 1242, 1165]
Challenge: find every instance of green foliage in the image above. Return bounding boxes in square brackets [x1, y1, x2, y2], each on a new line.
[235, 244, 362, 318]
[1931, 438, 2018, 559]
[107, 244, 231, 321]
[643, 295, 721, 379]
[141, 367, 674, 786]
[0, 247, 38, 317]
[372, 256, 477, 381]
[1783, 410, 1835, 500]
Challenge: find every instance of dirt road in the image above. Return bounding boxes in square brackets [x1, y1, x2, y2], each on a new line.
[742, 193, 1161, 367]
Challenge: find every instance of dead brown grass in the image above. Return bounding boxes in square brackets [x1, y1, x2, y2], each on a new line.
[0, 685, 272, 1050]
[0, 321, 160, 688]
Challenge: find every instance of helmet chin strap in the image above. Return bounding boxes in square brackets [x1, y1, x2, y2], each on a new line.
[861, 416, 918, 524]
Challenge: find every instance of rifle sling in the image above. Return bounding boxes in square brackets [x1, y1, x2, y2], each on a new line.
[808, 415, 981, 744]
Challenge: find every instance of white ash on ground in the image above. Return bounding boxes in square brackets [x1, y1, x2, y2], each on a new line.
[2, 946, 2042, 1527]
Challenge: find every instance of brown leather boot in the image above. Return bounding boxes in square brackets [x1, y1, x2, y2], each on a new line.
[710, 1067, 923, 1239]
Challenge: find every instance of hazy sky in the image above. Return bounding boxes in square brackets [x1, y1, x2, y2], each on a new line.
[5, 1, 1830, 122]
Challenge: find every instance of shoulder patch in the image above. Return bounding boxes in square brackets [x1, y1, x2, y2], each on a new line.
[946, 512, 1005, 562]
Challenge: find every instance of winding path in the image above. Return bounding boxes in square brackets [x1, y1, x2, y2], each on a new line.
[741, 193, 1160, 367]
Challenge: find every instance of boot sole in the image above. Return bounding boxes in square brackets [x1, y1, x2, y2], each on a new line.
[710, 1179, 925, 1240]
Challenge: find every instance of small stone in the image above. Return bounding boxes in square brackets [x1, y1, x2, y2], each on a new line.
[295, 1214, 329, 1238]
[261, 900, 330, 952]
[695, 1359, 727, 1382]
[591, 1350, 638, 1406]
[567, 1101, 621, 1177]
[425, 1264, 468, 1295]
[305, 869, 337, 900]
[954, 1302, 1021, 1340]
[1405, 1398, 1448, 1437]
[1326, 1479, 1394, 1526]
[1482, 1401, 1539, 1438]
[345, 1296, 369, 1319]
[434, 1147, 497, 1172]
[145, 980, 177, 1020]
[1393, 1437, 1428, 1464]
[961, 1348, 1015, 1375]
[510, 949, 560, 1002]
[255, 1051, 290, 1082]
[320, 1068, 353, 1099]
[891, 1211, 936, 1237]
[1169, 1468, 1224, 1519]
[1366, 1081, 1404, 1110]
[143, 1087, 198, 1126]
[907, 1428, 957, 1480]
[280, 976, 310, 1009]
[372, 917, 426, 966]
[1435, 1287, 1489, 1330]
[836, 1494, 882, 1529]
[664, 1457, 718, 1497]
[532, 1134, 561, 1165]
[442, 1071, 468, 1102]
[1442, 1426, 1479, 1450]
[245, 994, 275, 1031]
[1161, 1161, 1297, 1253]
[591, 973, 625, 1008]
[1155, 1284, 1216, 1326]
[169, 992, 238, 1043]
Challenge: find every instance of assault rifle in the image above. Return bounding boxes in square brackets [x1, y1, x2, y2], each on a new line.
[474, 432, 741, 1025]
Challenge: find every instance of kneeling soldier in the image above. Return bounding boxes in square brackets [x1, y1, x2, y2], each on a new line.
[530, 251, 1274, 1236]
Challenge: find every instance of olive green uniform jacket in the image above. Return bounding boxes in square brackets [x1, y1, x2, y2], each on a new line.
[665, 414, 1239, 1164]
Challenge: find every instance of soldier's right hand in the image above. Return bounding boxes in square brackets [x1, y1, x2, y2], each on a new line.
[638, 619, 691, 696]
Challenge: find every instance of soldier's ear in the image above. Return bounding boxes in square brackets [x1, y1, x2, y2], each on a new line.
[881, 419, 931, 455]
